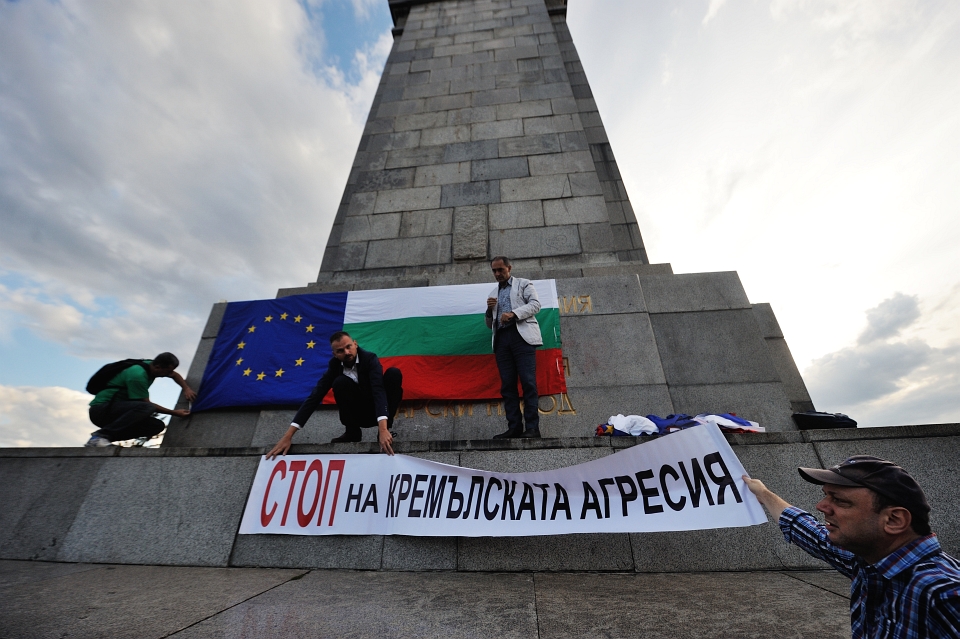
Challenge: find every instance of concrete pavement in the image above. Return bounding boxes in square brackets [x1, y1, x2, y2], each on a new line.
[1, 559, 851, 638]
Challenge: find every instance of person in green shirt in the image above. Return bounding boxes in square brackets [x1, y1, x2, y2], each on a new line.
[86, 352, 195, 447]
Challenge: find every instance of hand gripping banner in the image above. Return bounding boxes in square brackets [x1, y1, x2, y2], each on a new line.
[239, 425, 767, 537]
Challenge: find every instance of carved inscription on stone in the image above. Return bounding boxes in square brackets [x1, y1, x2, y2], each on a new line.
[396, 393, 577, 418]
[558, 295, 592, 314]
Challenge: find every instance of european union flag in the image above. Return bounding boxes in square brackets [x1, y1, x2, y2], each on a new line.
[192, 292, 348, 411]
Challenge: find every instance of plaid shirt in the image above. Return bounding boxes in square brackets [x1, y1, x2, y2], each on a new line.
[780, 506, 960, 638]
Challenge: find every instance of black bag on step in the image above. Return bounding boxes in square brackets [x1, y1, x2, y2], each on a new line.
[792, 411, 857, 430]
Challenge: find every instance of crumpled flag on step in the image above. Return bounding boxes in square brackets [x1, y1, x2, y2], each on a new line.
[595, 413, 765, 436]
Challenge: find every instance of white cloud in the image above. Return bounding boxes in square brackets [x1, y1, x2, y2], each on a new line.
[804, 293, 959, 425]
[0, 385, 93, 447]
[0, 0, 389, 365]
[858, 292, 920, 344]
[702, 0, 728, 25]
[568, 1, 960, 426]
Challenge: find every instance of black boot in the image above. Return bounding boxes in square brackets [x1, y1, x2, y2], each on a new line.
[331, 428, 362, 443]
[493, 427, 522, 439]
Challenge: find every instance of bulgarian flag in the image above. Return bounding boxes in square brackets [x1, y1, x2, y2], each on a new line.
[192, 282, 565, 411]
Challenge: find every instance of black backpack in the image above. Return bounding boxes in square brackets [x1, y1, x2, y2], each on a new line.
[86, 359, 149, 395]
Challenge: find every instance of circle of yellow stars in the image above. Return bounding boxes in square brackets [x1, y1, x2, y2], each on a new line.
[235, 311, 316, 381]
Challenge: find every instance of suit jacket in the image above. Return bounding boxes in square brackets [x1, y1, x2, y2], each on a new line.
[291, 347, 388, 427]
[486, 277, 543, 348]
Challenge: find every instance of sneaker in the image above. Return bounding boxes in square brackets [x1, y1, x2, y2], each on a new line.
[84, 435, 113, 448]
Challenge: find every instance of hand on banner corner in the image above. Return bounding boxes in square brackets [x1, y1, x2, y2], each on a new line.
[266, 428, 296, 460]
[742, 475, 792, 521]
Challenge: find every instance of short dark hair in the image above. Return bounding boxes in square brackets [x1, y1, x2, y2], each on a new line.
[329, 331, 352, 344]
[873, 491, 931, 536]
[491, 255, 511, 267]
[153, 352, 179, 369]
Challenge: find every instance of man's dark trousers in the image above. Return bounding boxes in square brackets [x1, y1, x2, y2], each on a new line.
[89, 401, 166, 442]
[332, 367, 403, 439]
[494, 323, 538, 434]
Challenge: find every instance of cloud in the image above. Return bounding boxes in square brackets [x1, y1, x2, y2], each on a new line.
[806, 339, 931, 406]
[702, 0, 728, 25]
[858, 292, 920, 344]
[0, 0, 389, 364]
[804, 292, 959, 425]
[0, 385, 93, 447]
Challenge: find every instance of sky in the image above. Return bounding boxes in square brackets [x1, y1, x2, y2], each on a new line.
[0, 0, 957, 447]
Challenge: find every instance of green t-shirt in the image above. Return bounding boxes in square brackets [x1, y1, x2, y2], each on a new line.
[89, 361, 154, 406]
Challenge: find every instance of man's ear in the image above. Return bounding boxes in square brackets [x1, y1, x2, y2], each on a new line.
[882, 507, 914, 536]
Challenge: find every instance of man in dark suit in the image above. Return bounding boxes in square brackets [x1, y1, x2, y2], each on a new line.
[267, 331, 402, 456]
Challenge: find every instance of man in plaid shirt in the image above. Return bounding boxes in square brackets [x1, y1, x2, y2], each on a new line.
[743, 456, 960, 638]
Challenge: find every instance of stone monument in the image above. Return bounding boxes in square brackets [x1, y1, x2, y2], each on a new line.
[163, 0, 814, 449]
[5, 0, 959, 578]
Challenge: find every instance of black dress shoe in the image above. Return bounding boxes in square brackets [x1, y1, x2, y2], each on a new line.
[493, 428, 521, 439]
[331, 432, 362, 443]
[520, 429, 541, 439]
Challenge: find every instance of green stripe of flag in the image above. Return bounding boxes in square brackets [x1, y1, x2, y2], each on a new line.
[345, 309, 561, 357]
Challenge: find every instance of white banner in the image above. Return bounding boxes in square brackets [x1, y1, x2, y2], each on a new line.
[239, 425, 766, 536]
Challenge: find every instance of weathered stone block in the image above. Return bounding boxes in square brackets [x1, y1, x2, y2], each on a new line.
[425, 93, 472, 112]
[489, 200, 544, 229]
[498, 133, 561, 157]
[668, 382, 796, 431]
[58, 456, 258, 566]
[639, 272, 752, 313]
[523, 113, 582, 135]
[472, 87, 521, 107]
[163, 409, 260, 448]
[414, 162, 471, 187]
[346, 191, 377, 216]
[500, 174, 571, 201]
[528, 150, 595, 176]
[374, 186, 442, 213]
[453, 205, 489, 260]
[470, 118, 523, 140]
[543, 196, 607, 225]
[401, 208, 454, 238]
[489, 225, 580, 258]
[447, 105, 498, 125]
[650, 309, 782, 385]
[459, 534, 634, 571]
[441, 180, 500, 207]
[560, 313, 667, 385]
[353, 168, 417, 193]
[493, 44, 540, 62]
[578, 222, 616, 253]
[420, 125, 471, 146]
[556, 275, 648, 315]
[752, 303, 785, 339]
[229, 535, 385, 569]
[450, 77, 498, 95]
[365, 235, 452, 269]
[384, 146, 445, 169]
[0, 457, 105, 560]
[471, 157, 529, 181]
[497, 100, 552, 120]
[341, 213, 402, 242]
[443, 139, 499, 162]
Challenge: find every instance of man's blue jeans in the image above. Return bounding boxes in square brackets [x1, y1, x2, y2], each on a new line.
[494, 324, 539, 433]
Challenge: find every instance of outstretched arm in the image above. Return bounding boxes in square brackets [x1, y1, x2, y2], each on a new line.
[169, 371, 197, 402]
[742, 475, 792, 521]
